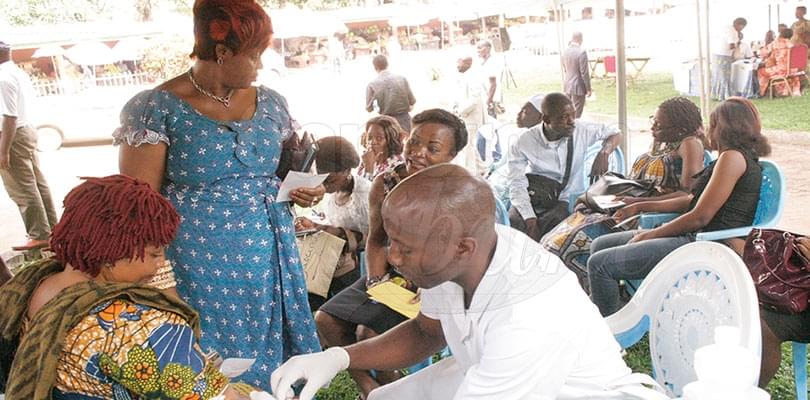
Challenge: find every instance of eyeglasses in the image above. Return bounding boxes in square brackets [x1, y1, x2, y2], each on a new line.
[649, 115, 672, 130]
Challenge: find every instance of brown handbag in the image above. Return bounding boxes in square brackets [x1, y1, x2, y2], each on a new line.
[742, 228, 810, 314]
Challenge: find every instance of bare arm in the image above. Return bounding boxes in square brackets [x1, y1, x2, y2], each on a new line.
[590, 132, 623, 177]
[677, 136, 706, 190]
[118, 142, 168, 191]
[642, 150, 747, 239]
[365, 174, 390, 280]
[346, 313, 446, 371]
[487, 77, 497, 104]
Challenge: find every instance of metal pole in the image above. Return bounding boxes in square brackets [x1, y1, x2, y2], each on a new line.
[703, 0, 711, 105]
[695, 0, 709, 121]
[615, 0, 629, 168]
[556, 3, 566, 88]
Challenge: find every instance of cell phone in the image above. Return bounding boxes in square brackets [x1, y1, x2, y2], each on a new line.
[613, 214, 641, 230]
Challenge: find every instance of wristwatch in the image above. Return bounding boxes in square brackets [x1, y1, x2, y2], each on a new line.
[366, 275, 386, 287]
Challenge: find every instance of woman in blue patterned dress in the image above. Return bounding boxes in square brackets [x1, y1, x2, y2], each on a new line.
[114, 0, 322, 389]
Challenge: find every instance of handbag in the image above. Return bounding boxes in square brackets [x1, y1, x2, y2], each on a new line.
[526, 135, 574, 211]
[578, 172, 657, 213]
[296, 231, 345, 297]
[742, 228, 810, 314]
[276, 130, 317, 180]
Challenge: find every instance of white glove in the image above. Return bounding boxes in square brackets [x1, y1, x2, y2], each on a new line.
[250, 390, 277, 400]
[270, 347, 350, 400]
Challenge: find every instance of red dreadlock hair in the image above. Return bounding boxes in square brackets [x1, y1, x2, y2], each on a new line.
[49, 175, 180, 277]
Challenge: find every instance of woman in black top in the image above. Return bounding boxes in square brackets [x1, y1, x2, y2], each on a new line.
[587, 97, 771, 316]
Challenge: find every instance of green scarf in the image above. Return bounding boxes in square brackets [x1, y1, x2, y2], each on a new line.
[0, 258, 200, 400]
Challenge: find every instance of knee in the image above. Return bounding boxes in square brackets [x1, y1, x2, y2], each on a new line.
[356, 325, 379, 342]
[315, 311, 347, 343]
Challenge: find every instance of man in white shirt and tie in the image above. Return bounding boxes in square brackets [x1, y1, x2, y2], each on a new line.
[270, 164, 665, 400]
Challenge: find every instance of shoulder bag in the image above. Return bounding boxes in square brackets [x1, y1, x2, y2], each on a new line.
[742, 228, 810, 314]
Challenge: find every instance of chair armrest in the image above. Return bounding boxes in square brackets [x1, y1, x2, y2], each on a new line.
[638, 213, 680, 229]
[695, 227, 754, 241]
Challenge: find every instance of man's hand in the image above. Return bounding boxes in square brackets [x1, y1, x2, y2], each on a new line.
[612, 204, 641, 222]
[586, 90, 592, 98]
[589, 151, 610, 178]
[270, 347, 350, 400]
[525, 218, 539, 240]
[0, 151, 9, 170]
[797, 237, 810, 261]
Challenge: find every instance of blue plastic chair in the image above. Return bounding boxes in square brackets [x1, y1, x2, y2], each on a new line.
[637, 160, 786, 240]
[494, 196, 510, 226]
[794, 342, 808, 400]
[569, 144, 626, 211]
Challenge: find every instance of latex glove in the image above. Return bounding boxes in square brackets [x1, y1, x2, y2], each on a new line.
[250, 391, 277, 400]
[270, 347, 350, 400]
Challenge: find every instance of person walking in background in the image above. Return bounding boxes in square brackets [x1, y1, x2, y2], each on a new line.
[477, 40, 503, 119]
[365, 55, 416, 132]
[452, 55, 486, 175]
[711, 18, 747, 100]
[0, 41, 58, 251]
[562, 32, 592, 118]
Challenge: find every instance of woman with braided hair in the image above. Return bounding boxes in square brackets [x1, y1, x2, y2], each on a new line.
[541, 96, 706, 291]
[0, 175, 269, 399]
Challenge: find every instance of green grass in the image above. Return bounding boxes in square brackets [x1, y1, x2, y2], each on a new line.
[502, 72, 810, 132]
[317, 338, 807, 399]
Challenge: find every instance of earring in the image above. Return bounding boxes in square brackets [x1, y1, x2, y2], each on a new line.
[217, 58, 223, 65]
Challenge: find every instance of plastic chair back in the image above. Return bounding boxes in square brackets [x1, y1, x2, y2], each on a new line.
[793, 342, 808, 400]
[582, 143, 625, 189]
[703, 149, 714, 166]
[604, 55, 617, 74]
[606, 242, 762, 397]
[494, 196, 510, 226]
[790, 44, 808, 72]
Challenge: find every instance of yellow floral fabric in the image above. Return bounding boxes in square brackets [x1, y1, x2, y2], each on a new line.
[53, 299, 228, 399]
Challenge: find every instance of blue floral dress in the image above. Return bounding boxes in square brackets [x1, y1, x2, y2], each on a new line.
[113, 87, 320, 389]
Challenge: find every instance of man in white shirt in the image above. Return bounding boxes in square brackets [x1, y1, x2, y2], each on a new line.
[271, 164, 665, 400]
[0, 41, 58, 250]
[507, 92, 621, 241]
[711, 17, 747, 100]
[477, 41, 502, 118]
[452, 55, 486, 175]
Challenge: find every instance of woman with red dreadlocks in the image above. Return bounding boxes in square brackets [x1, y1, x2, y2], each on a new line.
[0, 175, 272, 399]
[113, 0, 321, 389]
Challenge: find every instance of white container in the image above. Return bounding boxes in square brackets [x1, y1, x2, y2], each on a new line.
[684, 326, 767, 400]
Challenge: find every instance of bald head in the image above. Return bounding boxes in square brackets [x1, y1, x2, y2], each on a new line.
[384, 164, 495, 237]
[382, 164, 497, 288]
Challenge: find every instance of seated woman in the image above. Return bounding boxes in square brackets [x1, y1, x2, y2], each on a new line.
[315, 109, 467, 399]
[758, 235, 810, 389]
[296, 136, 372, 311]
[541, 97, 705, 290]
[0, 175, 262, 399]
[587, 97, 771, 317]
[757, 28, 802, 97]
[357, 115, 406, 181]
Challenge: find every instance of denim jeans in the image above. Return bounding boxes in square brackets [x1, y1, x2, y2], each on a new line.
[587, 230, 693, 316]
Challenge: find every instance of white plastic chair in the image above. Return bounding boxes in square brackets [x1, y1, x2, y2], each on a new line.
[606, 241, 762, 398]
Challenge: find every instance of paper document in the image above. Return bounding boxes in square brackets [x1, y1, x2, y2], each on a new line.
[276, 171, 329, 203]
[367, 281, 420, 319]
[219, 358, 255, 378]
[593, 195, 626, 210]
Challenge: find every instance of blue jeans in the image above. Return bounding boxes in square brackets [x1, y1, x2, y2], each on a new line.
[587, 231, 693, 316]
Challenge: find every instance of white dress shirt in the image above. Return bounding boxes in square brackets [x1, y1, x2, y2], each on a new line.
[507, 121, 620, 219]
[714, 26, 740, 57]
[0, 61, 37, 128]
[401, 225, 660, 400]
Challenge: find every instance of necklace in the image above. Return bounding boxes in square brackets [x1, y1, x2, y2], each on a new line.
[187, 68, 233, 108]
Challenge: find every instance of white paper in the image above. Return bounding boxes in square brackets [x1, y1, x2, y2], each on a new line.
[219, 357, 256, 378]
[593, 195, 626, 210]
[276, 171, 329, 203]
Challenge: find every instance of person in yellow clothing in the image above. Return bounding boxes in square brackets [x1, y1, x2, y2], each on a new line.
[791, 6, 810, 47]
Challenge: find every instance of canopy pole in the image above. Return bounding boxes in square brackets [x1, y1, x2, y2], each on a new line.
[555, 2, 566, 88]
[703, 0, 711, 106]
[695, 0, 709, 122]
[615, 0, 629, 168]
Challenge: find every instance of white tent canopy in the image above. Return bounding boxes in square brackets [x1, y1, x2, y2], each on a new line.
[64, 41, 118, 66]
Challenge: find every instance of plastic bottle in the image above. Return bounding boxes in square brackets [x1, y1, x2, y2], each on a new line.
[682, 326, 770, 400]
